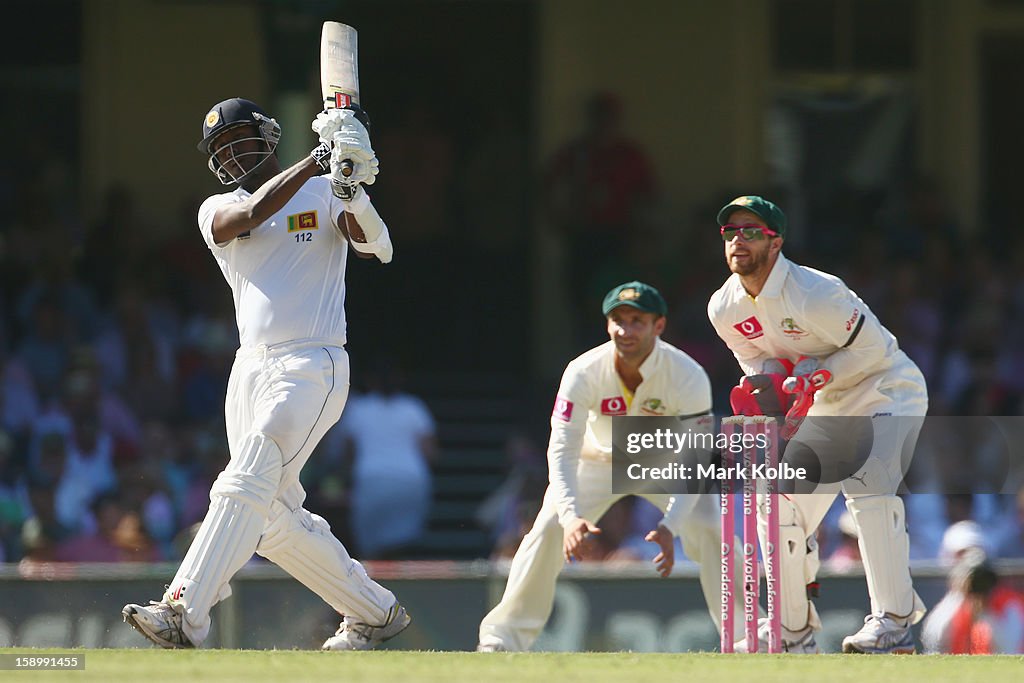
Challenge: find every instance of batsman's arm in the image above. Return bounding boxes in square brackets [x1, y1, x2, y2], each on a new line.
[210, 155, 323, 244]
[333, 186, 393, 263]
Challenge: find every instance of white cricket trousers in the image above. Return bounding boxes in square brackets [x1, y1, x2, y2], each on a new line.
[766, 368, 929, 632]
[169, 340, 396, 645]
[478, 457, 735, 651]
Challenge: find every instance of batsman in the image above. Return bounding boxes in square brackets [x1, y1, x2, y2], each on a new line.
[707, 196, 928, 654]
[120, 91, 405, 650]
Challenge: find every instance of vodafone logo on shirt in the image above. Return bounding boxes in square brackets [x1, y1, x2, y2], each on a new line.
[734, 316, 764, 340]
[552, 396, 574, 422]
[601, 397, 627, 416]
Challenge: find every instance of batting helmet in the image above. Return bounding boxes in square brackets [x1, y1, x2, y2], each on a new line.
[198, 98, 282, 184]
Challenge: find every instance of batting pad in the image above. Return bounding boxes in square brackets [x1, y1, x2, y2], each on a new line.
[169, 432, 283, 645]
[757, 495, 825, 632]
[845, 494, 925, 623]
[257, 500, 394, 624]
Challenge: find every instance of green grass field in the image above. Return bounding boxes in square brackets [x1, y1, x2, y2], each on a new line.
[1, 649, 1022, 683]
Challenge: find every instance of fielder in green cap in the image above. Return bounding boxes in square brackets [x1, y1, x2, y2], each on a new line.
[601, 281, 669, 317]
[478, 281, 742, 652]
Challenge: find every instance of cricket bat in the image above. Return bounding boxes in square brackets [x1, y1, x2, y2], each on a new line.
[320, 21, 360, 199]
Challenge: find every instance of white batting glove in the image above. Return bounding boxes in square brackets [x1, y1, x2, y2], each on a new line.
[311, 109, 348, 144]
[332, 148, 379, 187]
[330, 123, 378, 187]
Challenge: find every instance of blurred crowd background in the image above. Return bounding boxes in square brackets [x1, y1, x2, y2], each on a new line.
[2, 0, 1024, 653]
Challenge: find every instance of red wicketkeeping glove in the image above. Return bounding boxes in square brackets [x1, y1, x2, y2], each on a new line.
[780, 360, 833, 439]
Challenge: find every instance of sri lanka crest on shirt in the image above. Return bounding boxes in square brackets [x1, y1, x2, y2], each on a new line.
[287, 210, 319, 232]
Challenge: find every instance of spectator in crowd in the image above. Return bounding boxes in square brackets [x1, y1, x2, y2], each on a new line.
[994, 485, 1024, 559]
[825, 511, 863, 572]
[476, 432, 548, 560]
[19, 483, 75, 563]
[543, 91, 660, 337]
[331, 358, 437, 558]
[15, 293, 74, 401]
[945, 553, 1024, 654]
[53, 492, 159, 563]
[923, 549, 1024, 654]
[1, 349, 39, 437]
[26, 430, 103, 535]
[920, 521, 992, 653]
[0, 430, 28, 561]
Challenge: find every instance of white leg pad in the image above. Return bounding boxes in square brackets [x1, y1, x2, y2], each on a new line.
[168, 432, 282, 645]
[759, 496, 826, 632]
[845, 494, 926, 624]
[256, 500, 394, 624]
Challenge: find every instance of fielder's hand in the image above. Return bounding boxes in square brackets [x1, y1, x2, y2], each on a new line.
[645, 524, 675, 578]
[563, 518, 601, 563]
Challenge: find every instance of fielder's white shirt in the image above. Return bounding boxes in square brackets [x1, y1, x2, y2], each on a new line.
[198, 176, 350, 347]
[548, 338, 712, 526]
[707, 253, 926, 414]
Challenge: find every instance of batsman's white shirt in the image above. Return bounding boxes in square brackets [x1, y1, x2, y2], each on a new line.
[198, 176, 350, 348]
[707, 253, 927, 416]
[548, 338, 712, 529]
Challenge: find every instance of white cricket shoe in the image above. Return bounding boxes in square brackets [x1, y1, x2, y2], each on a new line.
[841, 613, 915, 654]
[475, 642, 508, 652]
[734, 619, 819, 654]
[322, 603, 411, 651]
[122, 599, 194, 649]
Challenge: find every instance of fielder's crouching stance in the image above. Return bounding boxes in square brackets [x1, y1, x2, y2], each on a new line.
[478, 282, 742, 652]
[708, 196, 927, 654]
[123, 98, 407, 650]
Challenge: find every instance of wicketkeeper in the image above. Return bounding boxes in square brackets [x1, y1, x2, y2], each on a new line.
[708, 196, 928, 654]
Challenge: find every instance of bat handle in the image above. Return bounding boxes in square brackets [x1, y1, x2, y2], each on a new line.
[331, 176, 357, 201]
[339, 159, 354, 177]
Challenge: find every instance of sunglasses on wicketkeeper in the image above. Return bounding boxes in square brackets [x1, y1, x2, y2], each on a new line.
[720, 224, 780, 241]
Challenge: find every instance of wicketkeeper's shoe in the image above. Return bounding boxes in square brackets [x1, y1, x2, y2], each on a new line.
[122, 599, 194, 649]
[841, 613, 915, 654]
[322, 602, 411, 651]
[734, 619, 819, 654]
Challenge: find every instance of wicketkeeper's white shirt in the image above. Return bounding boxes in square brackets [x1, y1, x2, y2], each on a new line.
[707, 253, 927, 415]
[198, 176, 350, 348]
[547, 338, 712, 526]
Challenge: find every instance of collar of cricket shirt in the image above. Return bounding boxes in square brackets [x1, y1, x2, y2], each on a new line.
[636, 337, 663, 381]
[756, 252, 791, 299]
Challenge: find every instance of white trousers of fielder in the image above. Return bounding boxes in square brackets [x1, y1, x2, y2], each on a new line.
[168, 341, 396, 646]
[478, 457, 739, 651]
